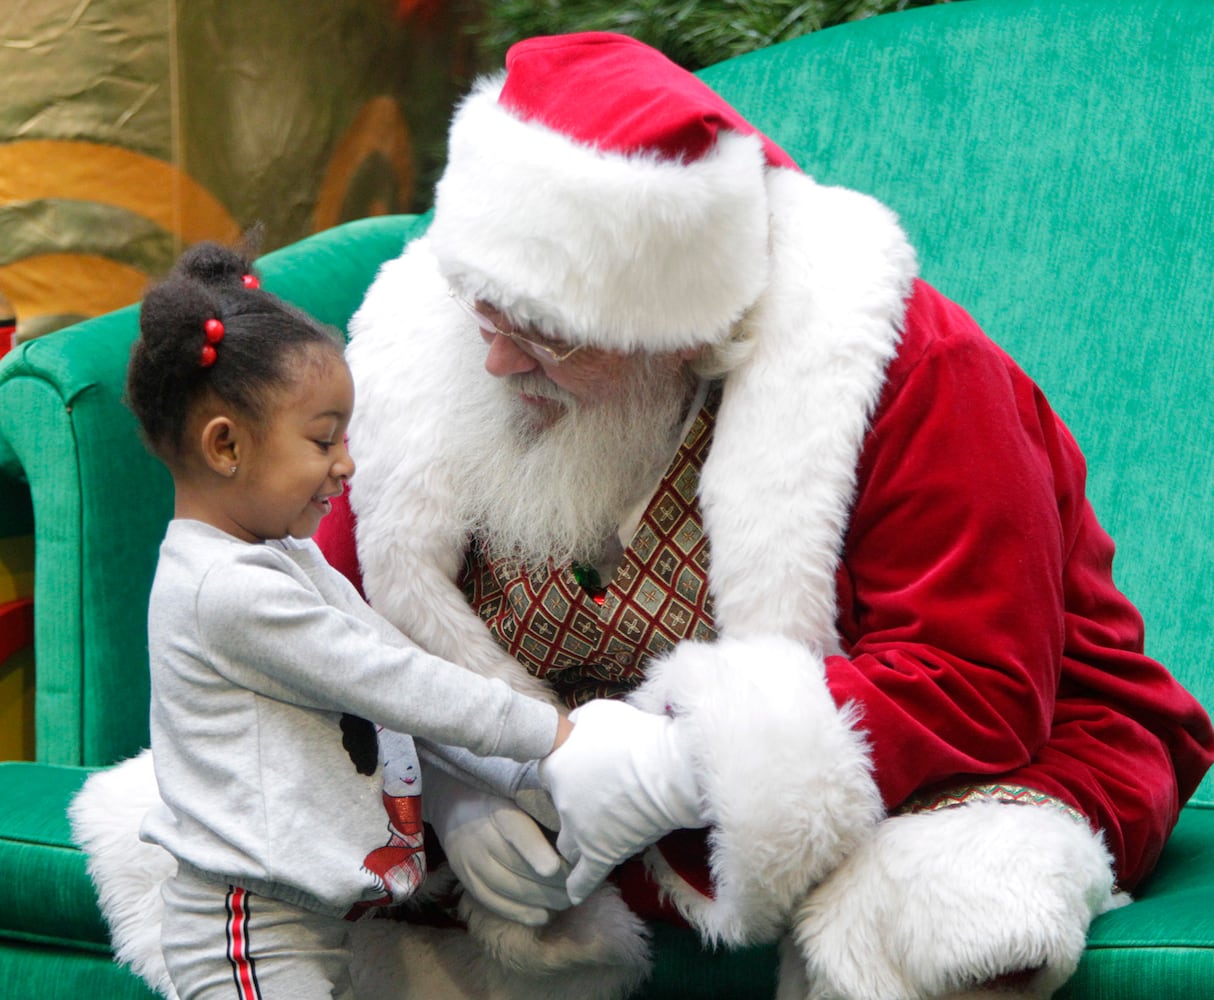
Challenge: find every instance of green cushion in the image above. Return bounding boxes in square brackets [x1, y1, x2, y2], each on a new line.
[0, 941, 155, 1000]
[640, 927, 778, 999]
[0, 763, 107, 949]
[2, 753, 1207, 999]
[1060, 804, 1214, 996]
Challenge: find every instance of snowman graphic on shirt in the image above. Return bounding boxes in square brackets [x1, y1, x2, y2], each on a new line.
[357, 726, 426, 909]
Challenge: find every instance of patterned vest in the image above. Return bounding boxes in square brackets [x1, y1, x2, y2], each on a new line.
[459, 387, 722, 709]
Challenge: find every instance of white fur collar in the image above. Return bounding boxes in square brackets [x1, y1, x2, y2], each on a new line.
[703, 169, 916, 648]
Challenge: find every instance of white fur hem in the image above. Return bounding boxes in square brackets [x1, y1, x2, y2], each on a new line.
[68, 750, 180, 999]
[790, 800, 1121, 999]
[352, 884, 650, 1000]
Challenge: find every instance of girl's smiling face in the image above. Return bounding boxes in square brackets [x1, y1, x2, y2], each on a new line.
[222, 350, 356, 543]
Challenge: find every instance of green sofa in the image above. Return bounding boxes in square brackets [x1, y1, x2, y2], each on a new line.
[2, 0, 1212, 995]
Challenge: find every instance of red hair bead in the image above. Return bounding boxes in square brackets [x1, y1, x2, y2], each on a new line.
[241, 273, 260, 289]
[200, 317, 224, 367]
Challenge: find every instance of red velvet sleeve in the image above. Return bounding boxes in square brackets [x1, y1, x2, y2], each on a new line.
[830, 284, 1214, 872]
[314, 483, 367, 600]
[828, 284, 1095, 807]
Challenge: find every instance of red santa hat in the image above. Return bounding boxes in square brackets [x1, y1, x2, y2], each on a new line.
[428, 32, 800, 355]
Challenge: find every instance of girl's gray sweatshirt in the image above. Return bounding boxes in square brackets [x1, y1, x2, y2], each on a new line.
[139, 519, 557, 916]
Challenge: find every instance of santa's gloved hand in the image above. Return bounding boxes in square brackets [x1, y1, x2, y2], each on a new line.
[540, 699, 707, 905]
[424, 766, 572, 925]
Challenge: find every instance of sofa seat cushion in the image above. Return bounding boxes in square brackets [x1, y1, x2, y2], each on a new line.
[1060, 803, 1214, 997]
[0, 762, 109, 950]
[2, 758, 1209, 998]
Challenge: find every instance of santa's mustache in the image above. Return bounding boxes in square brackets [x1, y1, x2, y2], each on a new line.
[453, 362, 690, 568]
[502, 372, 577, 408]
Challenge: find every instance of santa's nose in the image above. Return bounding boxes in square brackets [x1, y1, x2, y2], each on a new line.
[484, 330, 540, 378]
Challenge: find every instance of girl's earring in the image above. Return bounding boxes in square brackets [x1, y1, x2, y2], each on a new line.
[229, 465, 238, 476]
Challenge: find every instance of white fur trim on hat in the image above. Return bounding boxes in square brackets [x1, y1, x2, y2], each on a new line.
[429, 77, 772, 355]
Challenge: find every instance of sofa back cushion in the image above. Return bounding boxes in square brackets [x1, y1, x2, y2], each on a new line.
[701, 0, 1214, 801]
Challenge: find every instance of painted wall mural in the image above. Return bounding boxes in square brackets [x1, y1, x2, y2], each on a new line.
[0, 0, 476, 758]
[0, 0, 475, 350]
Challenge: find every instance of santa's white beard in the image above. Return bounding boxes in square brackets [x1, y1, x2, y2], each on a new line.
[450, 363, 692, 570]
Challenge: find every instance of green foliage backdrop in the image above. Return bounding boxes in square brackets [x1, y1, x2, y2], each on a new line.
[473, 0, 954, 71]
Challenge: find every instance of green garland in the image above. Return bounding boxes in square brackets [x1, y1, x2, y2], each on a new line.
[474, 0, 952, 71]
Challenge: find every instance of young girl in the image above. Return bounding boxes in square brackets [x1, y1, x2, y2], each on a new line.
[125, 242, 586, 999]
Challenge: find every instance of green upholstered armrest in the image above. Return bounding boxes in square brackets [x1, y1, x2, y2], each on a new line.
[0, 213, 430, 767]
[0, 302, 164, 767]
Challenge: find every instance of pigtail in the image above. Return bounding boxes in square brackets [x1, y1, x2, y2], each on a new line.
[126, 231, 342, 460]
[176, 239, 260, 293]
[128, 276, 223, 455]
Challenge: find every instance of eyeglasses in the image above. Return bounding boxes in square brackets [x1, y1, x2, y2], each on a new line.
[449, 291, 584, 364]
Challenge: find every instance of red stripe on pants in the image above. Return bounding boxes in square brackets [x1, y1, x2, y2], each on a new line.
[226, 886, 262, 1000]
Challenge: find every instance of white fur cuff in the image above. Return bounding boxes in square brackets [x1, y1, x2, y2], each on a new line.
[630, 634, 884, 946]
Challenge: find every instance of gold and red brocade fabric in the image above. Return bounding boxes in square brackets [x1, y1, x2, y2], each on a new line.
[899, 782, 1089, 827]
[459, 388, 722, 709]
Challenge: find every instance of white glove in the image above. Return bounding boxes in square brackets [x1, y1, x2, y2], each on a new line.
[416, 741, 561, 831]
[539, 699, 707, 905]
[423, 766, 572, 926]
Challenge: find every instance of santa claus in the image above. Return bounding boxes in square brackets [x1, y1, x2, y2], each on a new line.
[74, 30, 1213, 1000]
